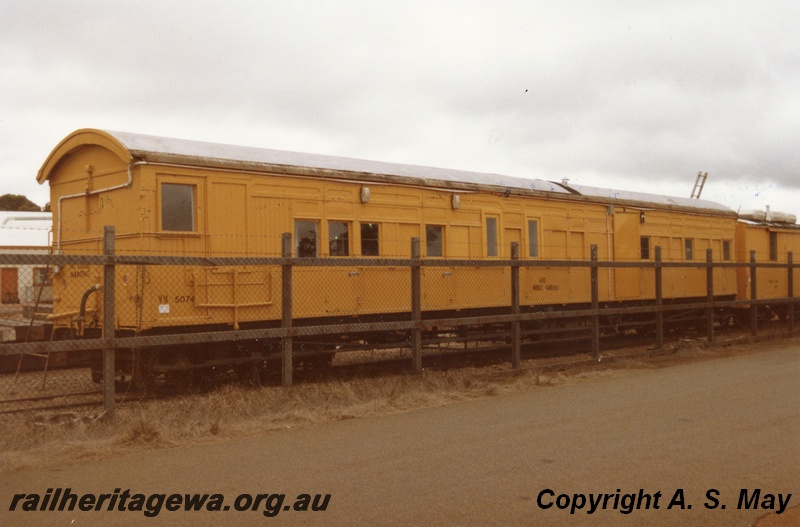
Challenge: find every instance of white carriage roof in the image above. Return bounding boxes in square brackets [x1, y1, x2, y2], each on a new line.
[0, 212, 51, 248]
[565, 184, 733, 213]
[107, 130, 573, 195]
[738, 219, 800, 230]
[39, 129, 736, 216]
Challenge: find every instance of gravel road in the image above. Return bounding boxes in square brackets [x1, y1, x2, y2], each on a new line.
[2, 339, 798, 526]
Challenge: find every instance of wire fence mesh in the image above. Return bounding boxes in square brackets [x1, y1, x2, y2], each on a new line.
[0, 260, 101, 415]
[1, 240, 798, 416]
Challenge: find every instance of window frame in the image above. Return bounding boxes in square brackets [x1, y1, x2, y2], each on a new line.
[485, 216, 499, 257]
[722, 240, 731, 261]
[769, 231, 778, 261]
[640, 236, 650, 260]
[33, 267, 52, 287]
[294, 219, 320, 258]
[360, 222, 380, 256]
[527, 219, 540, 258]
[684, 238, 694, 260]
[425, 224, 444, 257]
[160, 182, 196, 232]
[328, 220, 351, 257]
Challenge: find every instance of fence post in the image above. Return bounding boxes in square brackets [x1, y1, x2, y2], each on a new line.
[511, 242, 520, 369]
[655, 246, 663, 349]
[590, 244, 600, 359]
[281, 232, 293, 388]
[788, 251, 794, 334]
[706, 248, 714, 343]
[750, 250, 758, 336]
[411, 238, 422, 374]
[102, 226, 115, 418]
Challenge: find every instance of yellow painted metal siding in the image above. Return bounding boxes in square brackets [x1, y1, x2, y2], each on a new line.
[613, 210, 642, 299]
[735, 222, 800, 301]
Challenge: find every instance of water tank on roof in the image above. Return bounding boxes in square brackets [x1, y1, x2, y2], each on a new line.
[738, 209, 767, 222]
[738, 208, 797, 224]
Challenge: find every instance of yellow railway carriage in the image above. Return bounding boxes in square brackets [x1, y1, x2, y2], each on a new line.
[735, 214, 800, 318]
[36, 129, 742, 384]
[38, 130, 739, 330]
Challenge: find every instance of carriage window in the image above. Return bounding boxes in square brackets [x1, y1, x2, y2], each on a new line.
[361, 223, 380, 256]
[426, 225, 443, 257]
[486, 217, 498, 257]
[684, 238, 694, 260]
[722, 240, 731, 261]
[329, 221, 350, 256]
[161, 183, 195, 232]
[769, 232, 778, 261]
[295, 220, 319, 257]
[640, 236, 650, 260]
[527, 220, 540, 257]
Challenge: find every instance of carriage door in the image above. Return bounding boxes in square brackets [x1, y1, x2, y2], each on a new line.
[612, 210, 641, 299]
[1, 268, 19, 304]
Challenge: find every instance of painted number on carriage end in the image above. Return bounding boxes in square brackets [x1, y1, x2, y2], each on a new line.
[158, 294, 194, 304]
[69, 265, 91, 279]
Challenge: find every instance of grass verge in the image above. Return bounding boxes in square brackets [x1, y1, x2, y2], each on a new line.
[1, 333, 796, 473]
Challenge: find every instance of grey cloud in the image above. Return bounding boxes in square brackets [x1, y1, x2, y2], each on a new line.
[1, 0, 799, 213]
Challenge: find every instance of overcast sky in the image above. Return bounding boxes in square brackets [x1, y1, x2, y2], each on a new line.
[1, 1, 798, 218]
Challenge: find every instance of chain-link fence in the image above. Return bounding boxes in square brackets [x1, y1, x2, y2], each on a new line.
[1, 230, 798, 416]
[0, 253, 101, 415]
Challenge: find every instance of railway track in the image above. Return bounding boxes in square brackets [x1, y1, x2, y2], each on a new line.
[3, 311, 793, 409]
[136, 317, 791, 396]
